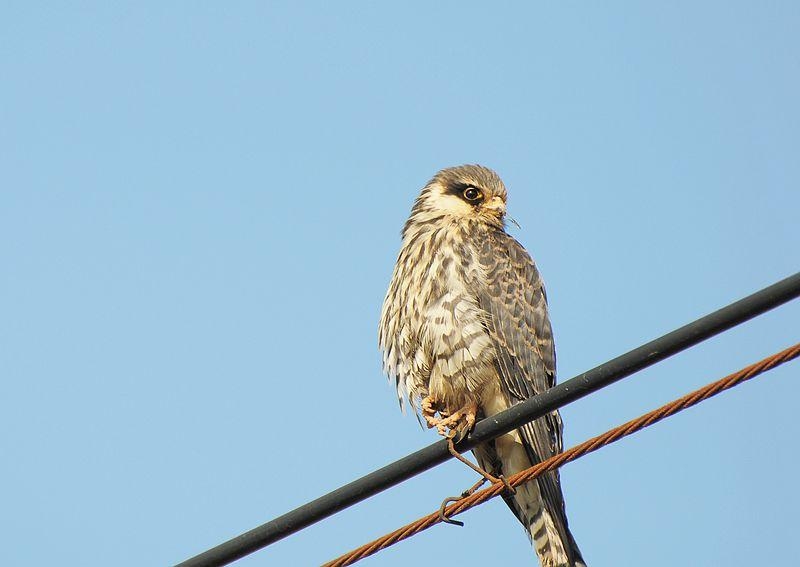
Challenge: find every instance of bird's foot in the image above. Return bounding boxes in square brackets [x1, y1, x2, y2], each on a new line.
[436, 400, 478, 441]
[421, 396, 481, 444]
[420, 395, 443, 429]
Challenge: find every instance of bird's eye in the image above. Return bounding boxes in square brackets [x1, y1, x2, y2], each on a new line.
[462, 187, 481, 202]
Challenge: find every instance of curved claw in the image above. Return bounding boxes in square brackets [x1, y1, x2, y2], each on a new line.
[434, 400, 478, 439]
[421, 395, 442, 429]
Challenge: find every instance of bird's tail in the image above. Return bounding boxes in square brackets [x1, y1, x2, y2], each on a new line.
[474, 433, 586, 567]
[513, 472, 586, 567]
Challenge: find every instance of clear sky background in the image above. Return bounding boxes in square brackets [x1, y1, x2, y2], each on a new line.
[2, 3, 799, 566]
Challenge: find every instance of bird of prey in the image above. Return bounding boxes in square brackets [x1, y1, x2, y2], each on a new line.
[379, 165, 586, 567]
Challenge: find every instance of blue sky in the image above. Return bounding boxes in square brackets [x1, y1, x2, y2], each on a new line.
[2, 3, 799, 566]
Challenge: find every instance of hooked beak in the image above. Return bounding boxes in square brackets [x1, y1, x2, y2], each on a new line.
[484, 196, 506, 216]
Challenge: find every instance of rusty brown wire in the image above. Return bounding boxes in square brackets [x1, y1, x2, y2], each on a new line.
[323, 342, 800, 567]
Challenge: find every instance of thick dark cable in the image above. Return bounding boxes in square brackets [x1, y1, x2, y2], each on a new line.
[176, 271, 800, 567]
[325, 342, 800, 566]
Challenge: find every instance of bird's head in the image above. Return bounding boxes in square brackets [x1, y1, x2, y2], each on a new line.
[405, 165, 508, 235]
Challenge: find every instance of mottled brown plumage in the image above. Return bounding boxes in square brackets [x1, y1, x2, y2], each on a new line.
[379, 165, 585, 567]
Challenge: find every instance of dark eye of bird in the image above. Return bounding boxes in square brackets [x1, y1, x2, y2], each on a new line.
[462, 187, 482, 202]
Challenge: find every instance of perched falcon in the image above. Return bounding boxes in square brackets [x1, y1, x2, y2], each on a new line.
[378, 165, 586, 567]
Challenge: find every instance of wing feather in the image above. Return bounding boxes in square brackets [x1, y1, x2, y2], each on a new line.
[471, 230, 573, 545]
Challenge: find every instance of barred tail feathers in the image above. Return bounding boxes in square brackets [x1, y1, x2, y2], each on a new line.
[474, 431, 586, 567]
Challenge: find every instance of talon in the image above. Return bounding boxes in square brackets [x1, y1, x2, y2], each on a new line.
[421, 395, 442, 429]
[432, 400, 479, 441]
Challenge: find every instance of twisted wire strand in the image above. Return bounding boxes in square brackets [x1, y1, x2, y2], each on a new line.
[324, 342, 800, 567]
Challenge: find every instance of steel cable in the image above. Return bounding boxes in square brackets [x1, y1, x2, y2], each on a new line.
[176, 272, 800, 567]
[324, 342, 800, 567]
